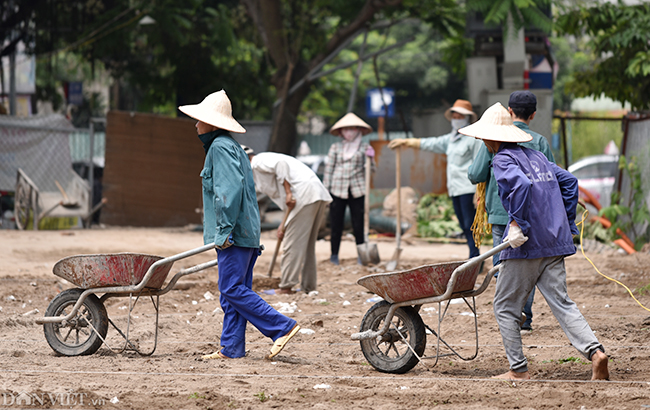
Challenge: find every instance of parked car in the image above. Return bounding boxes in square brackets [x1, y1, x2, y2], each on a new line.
[568, 155, 619, 208]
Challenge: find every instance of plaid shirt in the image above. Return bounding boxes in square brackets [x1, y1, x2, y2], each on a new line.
[323, 140, 371, 199]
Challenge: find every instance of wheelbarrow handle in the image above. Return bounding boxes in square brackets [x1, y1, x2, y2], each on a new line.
[352, 241, 513, 341]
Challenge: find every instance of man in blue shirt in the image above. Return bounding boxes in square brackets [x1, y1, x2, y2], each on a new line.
[179, 90, 300, 360]
[459, 102, 609, 381]
[468, 90, 554, 331]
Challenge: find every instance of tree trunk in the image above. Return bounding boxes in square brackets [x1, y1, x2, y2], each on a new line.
[268, 82, 310, 154]
[267, 63, 310, 154]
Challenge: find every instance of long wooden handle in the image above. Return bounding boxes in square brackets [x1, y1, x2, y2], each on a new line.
[395, 147, 401, 248]
[267, 207, 291, 277]
[364, 155, 371, 241]
[54, 180, 70, 202]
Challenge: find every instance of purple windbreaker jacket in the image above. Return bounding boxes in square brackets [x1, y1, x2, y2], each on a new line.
[493, 143, 579, 260]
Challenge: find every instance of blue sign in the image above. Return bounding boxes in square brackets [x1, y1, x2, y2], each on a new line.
[366, 88, 395, 118]
[68, 82, 83, 105]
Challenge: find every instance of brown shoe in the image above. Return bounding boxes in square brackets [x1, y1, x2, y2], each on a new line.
[275, 287, 296, 295]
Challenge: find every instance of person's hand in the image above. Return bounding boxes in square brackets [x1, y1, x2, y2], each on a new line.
[388, 138, 420, 150]
[277, 228, 285, 240]
[215, 235, 234, 250]
[285, 193, 296, 210]
[505, 225, 528, 248]
[365, 145, 375, 158]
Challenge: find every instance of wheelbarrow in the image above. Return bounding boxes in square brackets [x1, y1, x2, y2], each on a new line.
[35, 243, 221, 356]
[351, 241, 511, 374]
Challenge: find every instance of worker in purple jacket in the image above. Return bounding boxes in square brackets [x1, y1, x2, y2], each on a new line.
[459, 103, 609, 381]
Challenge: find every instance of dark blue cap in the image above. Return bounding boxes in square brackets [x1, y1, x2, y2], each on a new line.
[508, 90, 537, 109]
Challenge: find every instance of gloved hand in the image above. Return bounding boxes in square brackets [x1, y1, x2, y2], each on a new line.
[505, 225, 528, 248]
[216, 234, 234, 250]
[388, 138, 420, 150]
[365, 145, 375, 158]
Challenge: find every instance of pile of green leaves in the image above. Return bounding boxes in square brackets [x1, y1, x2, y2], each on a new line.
[416, 193, 461, 238]
[575, 204, 611, 244]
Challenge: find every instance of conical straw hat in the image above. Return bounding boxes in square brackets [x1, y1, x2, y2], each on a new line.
[329, 113, 372, 137]
[178, 90, 246, 134]
[444, 99, 478, 122]
[458, 102, 532, 143]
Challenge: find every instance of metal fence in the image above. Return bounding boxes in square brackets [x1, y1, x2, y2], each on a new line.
[0, 114, 105, 229]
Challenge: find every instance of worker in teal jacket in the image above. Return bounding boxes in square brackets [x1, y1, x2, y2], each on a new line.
[467, 90, 554, 331]
[389, 99, 482, 258]
[179, 90, 300, 360]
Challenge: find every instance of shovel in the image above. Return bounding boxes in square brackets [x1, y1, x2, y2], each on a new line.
[386, 147, 402, 271]
[267, 207, 291, 277]
[54, 180, 79, 208]
[357, 155, 380, 266]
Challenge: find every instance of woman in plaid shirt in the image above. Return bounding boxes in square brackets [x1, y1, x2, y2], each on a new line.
[323, 113, 375, 265]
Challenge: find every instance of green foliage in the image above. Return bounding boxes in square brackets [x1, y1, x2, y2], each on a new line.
[557, 357, 588, 365]
[599, 156, 650, 251]
[555, 2, 650, 110]
[576, 204, 612, 244]
[295, 2, 468, 125]
[253, 392, 269, 403]
[301, 19, 470, 127]
[635, 283, 650, 297]
[22, 0, 273, 118]
[467, 0, 552, 35]
[416, 193, 461, 238]
[549, 36, 596, 112]
[189, 392, 206, 399]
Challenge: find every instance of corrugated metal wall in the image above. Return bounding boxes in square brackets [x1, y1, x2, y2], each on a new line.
[619, 117, 650, 242]
[102, 111, 204, 227]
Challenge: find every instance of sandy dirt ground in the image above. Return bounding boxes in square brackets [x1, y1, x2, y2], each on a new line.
[1, 226, 650, 410]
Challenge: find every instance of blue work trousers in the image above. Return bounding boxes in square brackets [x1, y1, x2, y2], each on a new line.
[451, 193, 480, 258]
[217, 246, 297, 358]
[493, 223, 535, 329]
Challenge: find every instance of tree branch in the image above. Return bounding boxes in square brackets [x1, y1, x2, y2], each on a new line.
[315, 0, 403, 69]
[241, 0, 288, 70]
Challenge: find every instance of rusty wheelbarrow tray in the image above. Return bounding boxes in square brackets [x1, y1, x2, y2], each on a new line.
[351, 241, 511, 374]
[35, 243, 220, 357]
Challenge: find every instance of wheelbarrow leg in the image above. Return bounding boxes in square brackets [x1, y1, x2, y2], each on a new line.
[101, 292, 161, 356]
[428, 296, 480, 367]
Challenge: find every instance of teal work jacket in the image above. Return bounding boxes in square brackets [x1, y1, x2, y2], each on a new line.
[467, 121, 555, 225]
[200, 131, 260, 248]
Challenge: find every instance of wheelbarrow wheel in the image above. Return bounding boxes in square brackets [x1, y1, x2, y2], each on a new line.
[359, 301, 426, 374]
[43, 289, 108, 356]
[14, 180, 31, 230]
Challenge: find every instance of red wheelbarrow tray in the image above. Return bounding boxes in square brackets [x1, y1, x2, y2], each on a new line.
[357, 260, 482, 304]
[52, 253, 174, 290]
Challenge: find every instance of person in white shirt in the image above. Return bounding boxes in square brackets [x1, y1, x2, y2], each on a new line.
[245, 146, 333, 294]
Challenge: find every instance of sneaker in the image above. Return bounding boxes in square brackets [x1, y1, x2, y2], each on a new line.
[330, 255, 339, 265]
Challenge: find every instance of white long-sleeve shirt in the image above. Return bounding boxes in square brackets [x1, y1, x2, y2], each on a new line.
[251, 152, 332, 223]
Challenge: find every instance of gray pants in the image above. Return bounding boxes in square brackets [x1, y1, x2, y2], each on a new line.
[279, 200, 328, 293]
[494, 256, 604, 372]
